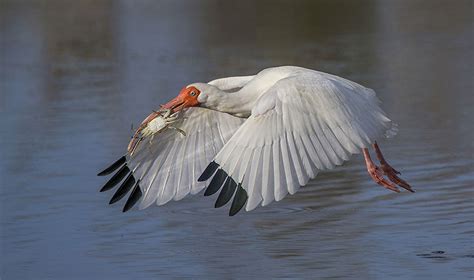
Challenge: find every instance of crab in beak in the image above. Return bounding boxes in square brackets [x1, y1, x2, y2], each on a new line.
[161, 86, 201, 113]
[127, 86, 200, 155]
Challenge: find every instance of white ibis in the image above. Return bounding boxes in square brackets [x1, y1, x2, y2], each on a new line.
[98, 66, 413, 215]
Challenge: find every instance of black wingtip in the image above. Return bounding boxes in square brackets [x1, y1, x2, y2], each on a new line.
[229, 185, 248, 216]
[98, 156, 126, 176]
[198, 161, 219, 182]
[215, 176, 238, 208]
[99, 165, 130, 192]
[109, 173, 135, 204]
[204, 169, 227, 196]
[123, 180, 142, 212]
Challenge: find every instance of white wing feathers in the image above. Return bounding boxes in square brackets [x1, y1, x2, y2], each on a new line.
[126, 107, 245, 209]
[211, 73, 396, 212]
[208, 75, 254, 91]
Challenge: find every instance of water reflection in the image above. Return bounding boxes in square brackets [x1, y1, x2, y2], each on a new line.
[1, 0, 473, 279]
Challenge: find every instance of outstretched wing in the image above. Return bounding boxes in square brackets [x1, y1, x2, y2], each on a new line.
[199, 72, 397, 215]
[98, 107, 245, 211]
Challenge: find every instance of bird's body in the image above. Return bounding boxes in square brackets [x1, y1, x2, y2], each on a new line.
[98, 66, 413, 215]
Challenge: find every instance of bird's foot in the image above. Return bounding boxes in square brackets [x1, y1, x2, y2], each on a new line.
[380, 161, 414, 192]
[373, 142, 414, 192]
[365, 157, 400, 192]
[363, 145, 414, 193]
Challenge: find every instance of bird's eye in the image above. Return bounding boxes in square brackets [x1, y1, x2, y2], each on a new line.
[190, 91, 197, 96]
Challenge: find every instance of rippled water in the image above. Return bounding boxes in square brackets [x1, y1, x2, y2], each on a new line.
[1, 1, 473, 279]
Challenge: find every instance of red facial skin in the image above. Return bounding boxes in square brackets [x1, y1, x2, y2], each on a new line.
[162, 86, 201, 112]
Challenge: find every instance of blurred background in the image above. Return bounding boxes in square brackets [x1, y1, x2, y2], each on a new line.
[1, 0, 472, 279]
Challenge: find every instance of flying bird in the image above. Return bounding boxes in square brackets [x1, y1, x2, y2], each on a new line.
[98, 66, 413, 216]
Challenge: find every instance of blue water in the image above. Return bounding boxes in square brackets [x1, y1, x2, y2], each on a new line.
[1, 1, 473, 279]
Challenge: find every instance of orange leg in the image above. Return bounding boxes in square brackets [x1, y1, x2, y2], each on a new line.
[373, 142, 400, 174]
[363, 142, 414, 193]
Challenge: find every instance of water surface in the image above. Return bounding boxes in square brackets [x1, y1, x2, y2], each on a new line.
[1, 1, 473, 279]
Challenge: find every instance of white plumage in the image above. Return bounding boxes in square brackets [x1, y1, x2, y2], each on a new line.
[98, 66, 412, 215]
[211, 70, 395, 211]
[128, 107, 245, 208]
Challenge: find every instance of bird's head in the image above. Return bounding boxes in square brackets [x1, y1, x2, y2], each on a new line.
[161, 85, 200, 112]
[162, 83, 218, 112]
